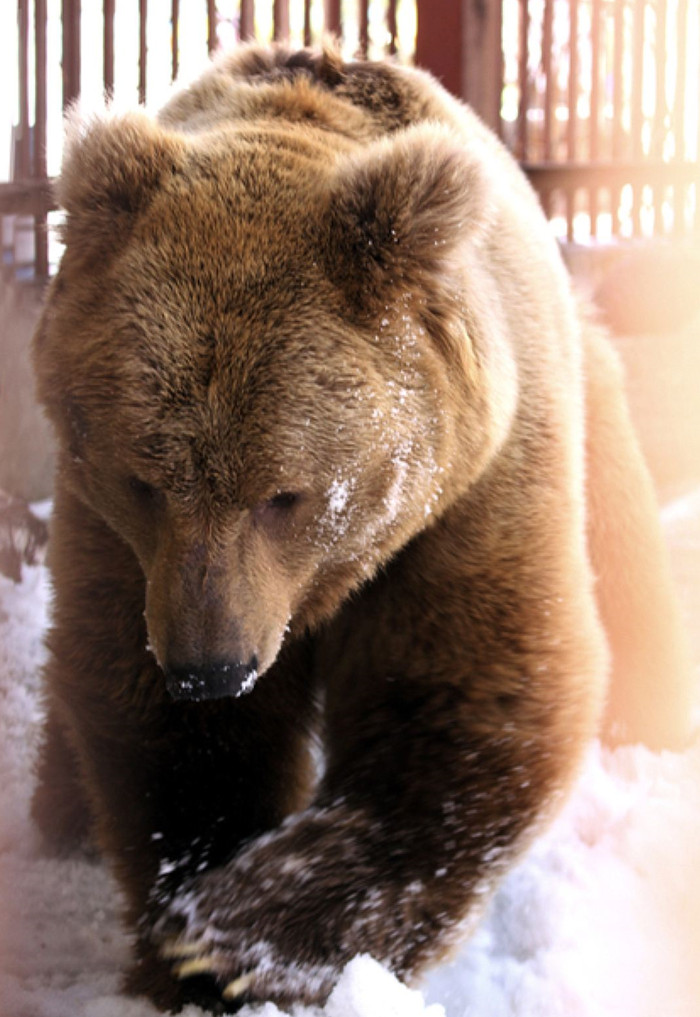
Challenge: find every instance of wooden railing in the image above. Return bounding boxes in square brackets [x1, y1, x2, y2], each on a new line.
[511, 0, 700, 240]
[2, 0, 699, 281]
[422, 0, 699, 241]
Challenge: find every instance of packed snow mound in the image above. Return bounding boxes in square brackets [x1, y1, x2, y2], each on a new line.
[0, 488, 699, 1017]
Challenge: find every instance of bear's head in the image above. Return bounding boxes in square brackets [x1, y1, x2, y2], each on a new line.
[34, 108, 508, 701]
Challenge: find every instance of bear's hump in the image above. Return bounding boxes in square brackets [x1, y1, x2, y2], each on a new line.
[157, 42, 440, 141]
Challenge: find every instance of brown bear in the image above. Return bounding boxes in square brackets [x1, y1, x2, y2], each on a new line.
[31, 43, 693, 1013]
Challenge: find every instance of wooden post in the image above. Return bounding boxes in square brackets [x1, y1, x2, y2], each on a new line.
[567, 0, 578, 160]
[611, 0, 625, 235]
[672, 0, 688, 234]
[171, 0, 179, 82]
[589, 0, 600, 236]
[387, 0, 397, 55]
[104, 0, 115, 93]
[358, 0, 369, 57]
[207, 0, 217, 53]
[324, 0, 341, 39]
[517, 0, 530, 161]
[566, 0, 579, 239]
[138, 0, 147, 105]
[630, 0, 644, 234]
[464, 0, 503, 132]
[18, 0, 31, 178]
[304, 0, 312, 46]
[414, 0, 464, 100]
[416, 0, 502, 130]
[35, 0, 49, 278]
[273, 0, 289, 40]
[62, 0, 81, 109]
[542, 0, 553, 160]
[240, 0, 255, 41]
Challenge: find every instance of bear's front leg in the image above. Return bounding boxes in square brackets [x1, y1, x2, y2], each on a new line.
[156, 679, 600, 1008]
[156, 504, 607, 1009]
[156, 684, 570, 1008]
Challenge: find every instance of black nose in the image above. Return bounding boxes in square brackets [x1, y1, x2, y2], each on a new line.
[164, 657, 259, 701]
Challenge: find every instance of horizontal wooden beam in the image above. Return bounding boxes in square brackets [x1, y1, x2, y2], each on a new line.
[524, 161, 700, 190]
[0, 180, 56, 216]
[1, 160, 697, 222]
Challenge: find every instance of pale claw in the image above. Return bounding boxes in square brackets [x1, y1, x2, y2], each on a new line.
[222, 971, 256, 1001]
[173, 955, 218, 979]
[160, 935, 211, 960]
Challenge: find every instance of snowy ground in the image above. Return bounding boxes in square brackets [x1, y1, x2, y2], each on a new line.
[0, 489, 699, 1017]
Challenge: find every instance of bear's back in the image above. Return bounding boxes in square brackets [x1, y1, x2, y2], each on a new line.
[158, 44, 432, 139]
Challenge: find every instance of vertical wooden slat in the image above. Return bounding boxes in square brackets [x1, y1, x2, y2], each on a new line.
[566, 0, 579, 239]
[273, 0, 289, 40]
[589, 0, 601, 236]
[673, 0, 688, 233]
[387, 0, 398, 55]
[589, 0, 601, 158]
[540, 0, 553, 219]
[415, 0, 462, 99]
[631, 0, 644, 158]
[104, 0, 115, 94]
[652, 0, 667, 155]
[34, 0, 47, 181]
[18, 0, 31, 178]
[653, 0, 667, 232]
[493, 0, 504, 137]
[62, 0, 81, 109]
[171, 0, 180, 82]
[517, 0, 529, 160]
[697, 3, 700, 159]
[611, 0, 625, 235]
[139, 0, 147, 105]
[207, 0, 217, 54]
[240, 0, 255, 40]
[35, 0, 49, 277]
[304, 0, 312, 46]
[568, 0, 578, 159]
[612, 0, 625, 157]
[358, 0, 369, 57]
[697, 7, 700, 233]
[542, 0, 553, 161]
[673, 0, 687, 158]
[324, 0, 341, 38]
[630, 0, 645, 235]
[463, 0, 503, 130]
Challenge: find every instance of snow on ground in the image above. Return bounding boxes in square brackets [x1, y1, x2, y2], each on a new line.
[0, 490, 699, 1017]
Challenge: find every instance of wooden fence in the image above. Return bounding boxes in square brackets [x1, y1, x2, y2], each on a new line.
[2, 0, 699, 281]
[513, 0, 700, 240]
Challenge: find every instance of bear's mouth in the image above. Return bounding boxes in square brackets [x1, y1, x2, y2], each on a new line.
[164, 658, 259, 701]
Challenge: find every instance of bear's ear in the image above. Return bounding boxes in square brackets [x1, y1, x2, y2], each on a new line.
[57, 110, 186, 261]
[325, 123, 489, 307]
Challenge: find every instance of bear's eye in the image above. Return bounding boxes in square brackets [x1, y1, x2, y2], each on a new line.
[253, 491, 302, 530]
[266, 491, 299, 512]
[128, 475, 161, 505]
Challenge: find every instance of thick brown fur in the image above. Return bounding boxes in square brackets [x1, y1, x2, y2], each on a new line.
[31, 43, 693, 1012]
